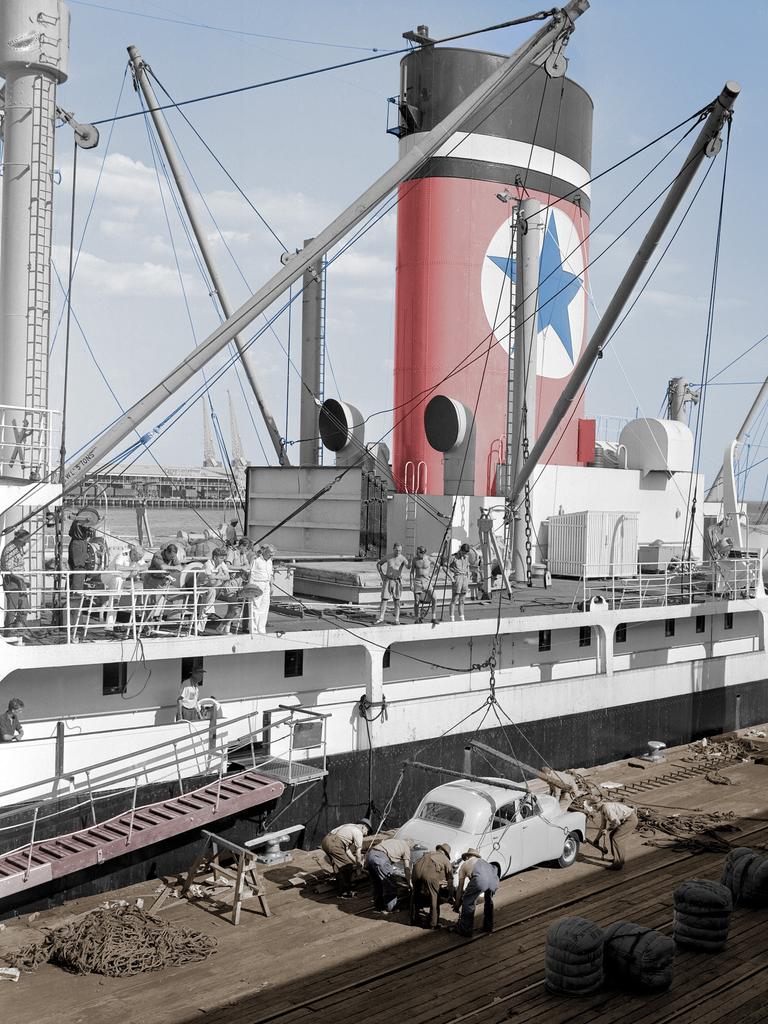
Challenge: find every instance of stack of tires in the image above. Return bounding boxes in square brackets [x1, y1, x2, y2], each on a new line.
[545, 917, 604, 996]
[603, 921, 674, 991]
[673, 879, 732, 953]
[721, 847, 768, 907]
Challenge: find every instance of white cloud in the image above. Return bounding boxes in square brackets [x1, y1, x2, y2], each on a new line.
[55, 246, 189, 298]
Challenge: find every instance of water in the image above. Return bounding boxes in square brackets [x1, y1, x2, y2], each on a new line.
[96, 508, 235, 548]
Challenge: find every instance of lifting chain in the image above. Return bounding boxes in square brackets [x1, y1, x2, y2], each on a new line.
[486, 642, 498, 705]
[522, 434, 533, 588]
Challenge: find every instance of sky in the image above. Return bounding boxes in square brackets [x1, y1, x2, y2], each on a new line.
[33, 0, 768, 496]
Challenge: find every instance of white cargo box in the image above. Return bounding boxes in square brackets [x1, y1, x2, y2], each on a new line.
[547, 510, 639, 578]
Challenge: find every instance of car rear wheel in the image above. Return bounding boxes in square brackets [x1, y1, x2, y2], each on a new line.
[557, 831, 580, 868]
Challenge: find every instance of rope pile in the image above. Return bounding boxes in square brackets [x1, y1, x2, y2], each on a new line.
[637, 807, 737, 852]
[7, 905, 217, 977]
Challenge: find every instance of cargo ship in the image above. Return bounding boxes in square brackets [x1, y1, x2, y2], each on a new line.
[0, 0, 765, 912]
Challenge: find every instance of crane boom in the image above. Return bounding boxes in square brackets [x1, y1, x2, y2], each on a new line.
[62, 1, 588, 493]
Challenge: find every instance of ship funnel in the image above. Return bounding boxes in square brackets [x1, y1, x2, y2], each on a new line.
[424, 395, 475, 496]
[319, 399, 365, 467]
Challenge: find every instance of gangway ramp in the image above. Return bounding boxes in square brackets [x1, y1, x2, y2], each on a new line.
[0, 768, 284, 901]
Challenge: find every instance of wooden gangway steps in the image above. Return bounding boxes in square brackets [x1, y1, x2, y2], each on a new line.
[0, 768, 284, 900]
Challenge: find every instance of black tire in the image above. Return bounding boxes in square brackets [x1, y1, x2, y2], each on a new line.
[557, 831, 580, 869]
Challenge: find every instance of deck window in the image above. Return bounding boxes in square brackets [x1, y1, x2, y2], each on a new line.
[382, 647, 391, 669]
[724, 612, 734, 631]
[538, 629, 552, 652]
[284, 650, 304, 678]
[696, 615, 706, 634]
[579, 626, 592, 648]
[615, 623, 627, 644]
[103, 663, 127, 696]
[665, 619, 675, 638]
[181, 656, 203, 681]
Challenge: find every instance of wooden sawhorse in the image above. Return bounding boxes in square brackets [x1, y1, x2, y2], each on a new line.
[162, 829, 271, 925]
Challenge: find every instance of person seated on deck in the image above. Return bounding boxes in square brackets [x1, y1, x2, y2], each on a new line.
[0, 698, 24, 741]
[198, 546, 240, 634]
[142, 543, 181, 623]
[321, 817, 372, 898]
[227, 537, 253, 572]
[176, 665, 206, 722]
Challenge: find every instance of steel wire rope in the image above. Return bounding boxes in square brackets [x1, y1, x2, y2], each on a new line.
[136, 88, 273, 466]
[50, 65, 129, 355]
[682, 120, 731, 561]
[87, 11, 566, 126]
[0, 100, 709, 531]
[137, 94, 252, 512]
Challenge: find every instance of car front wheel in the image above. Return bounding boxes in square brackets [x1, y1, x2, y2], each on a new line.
[557, 831, 580, 868]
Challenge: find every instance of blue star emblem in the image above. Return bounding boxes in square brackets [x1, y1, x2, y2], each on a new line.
[488, 215, 582, 362]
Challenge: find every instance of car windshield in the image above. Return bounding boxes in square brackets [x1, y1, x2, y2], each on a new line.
[416, 801, 465, 828]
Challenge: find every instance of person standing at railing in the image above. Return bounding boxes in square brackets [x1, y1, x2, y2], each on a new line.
[7, 417, 32, 475]
[0, 698, 24, 741]
[448, 544, 471, 622]
[247, 544, 276, 635]
[1, 528, 31, 638]
[176, 665, 206, 721]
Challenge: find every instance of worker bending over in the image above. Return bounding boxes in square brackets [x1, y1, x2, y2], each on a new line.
[584, 798, 638, 870]
[410, 842, 453, 929]
[321, 817, 372, 897]
[538, 767, 581, 807]
[366, 836, 413, 913]
[453, 848, 499, 937]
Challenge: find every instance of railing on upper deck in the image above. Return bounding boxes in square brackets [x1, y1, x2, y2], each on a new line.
[0, 404, 60, 480]
[0, 566, 267, 645]
[575, 555, 763, 611]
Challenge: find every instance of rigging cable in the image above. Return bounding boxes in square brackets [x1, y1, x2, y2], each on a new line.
[682, 118, 732, 561]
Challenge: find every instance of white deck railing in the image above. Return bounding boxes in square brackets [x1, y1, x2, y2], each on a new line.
[0, 403, 60, 479]
[576, 555, 763, 611]
[0, 567, 261, 644]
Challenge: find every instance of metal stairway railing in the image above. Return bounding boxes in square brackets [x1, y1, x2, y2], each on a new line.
[0, 766, 285, 900]
[0, 705, 329, 900]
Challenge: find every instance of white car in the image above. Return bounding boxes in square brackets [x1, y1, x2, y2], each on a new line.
[394, 778, 586, 879]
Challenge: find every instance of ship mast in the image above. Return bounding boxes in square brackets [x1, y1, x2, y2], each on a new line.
[505, 81, 741, 511]
[61, 1, 590, 494]
[127, 44, 290, 467]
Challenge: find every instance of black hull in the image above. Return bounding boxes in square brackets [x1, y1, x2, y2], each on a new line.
[2, 675, 766, 917]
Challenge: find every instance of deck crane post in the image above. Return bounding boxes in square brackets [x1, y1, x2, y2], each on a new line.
[127, 44, 290, 465]
[506, 81, 741, 511]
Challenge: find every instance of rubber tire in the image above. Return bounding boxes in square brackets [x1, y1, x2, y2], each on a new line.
[557, 831, 580, 869]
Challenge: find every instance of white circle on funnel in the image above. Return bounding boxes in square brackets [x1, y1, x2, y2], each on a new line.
[480, 207, 586, 380]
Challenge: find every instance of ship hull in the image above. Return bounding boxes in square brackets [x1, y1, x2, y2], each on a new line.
[2, 669, 765, 917]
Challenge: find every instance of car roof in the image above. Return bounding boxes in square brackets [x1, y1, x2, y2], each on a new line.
[421, 778, 526, 812]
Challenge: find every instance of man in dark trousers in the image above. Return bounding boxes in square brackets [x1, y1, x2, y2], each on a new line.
[453, 848, 499, 937]
[321, 817, 372, 897]
[410, 842, 454, 929]
[365, 836, 413, 913]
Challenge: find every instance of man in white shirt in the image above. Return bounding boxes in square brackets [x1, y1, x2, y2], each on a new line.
[365, 837, 414, 913]
[584, 798, 638, 870]
[248, 543, 276, 635]
[176, 665, 206, 721]
[321, 817, 372, 897]
[198, 547, 231, 634]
